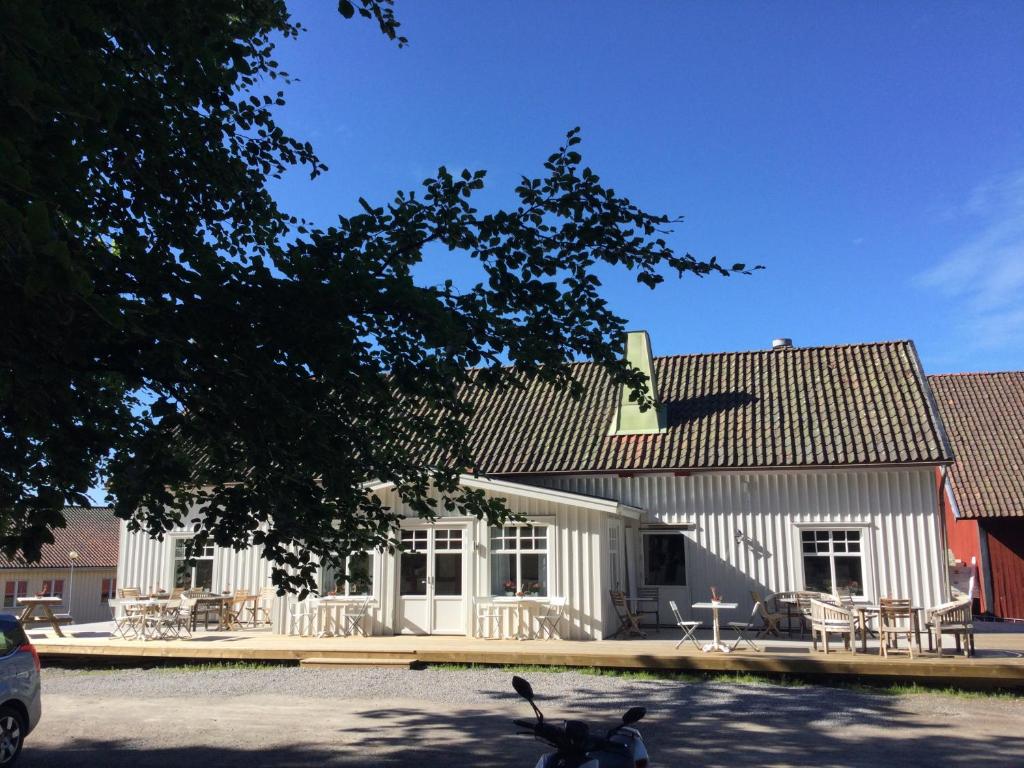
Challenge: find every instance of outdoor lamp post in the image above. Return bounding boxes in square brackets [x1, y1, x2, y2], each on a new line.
[68, 550, 79, 612]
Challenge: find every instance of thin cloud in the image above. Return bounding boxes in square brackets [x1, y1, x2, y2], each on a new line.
[918, 169, 1024, 351]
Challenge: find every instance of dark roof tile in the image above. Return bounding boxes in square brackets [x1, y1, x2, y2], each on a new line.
[929, 372, 1024, 519]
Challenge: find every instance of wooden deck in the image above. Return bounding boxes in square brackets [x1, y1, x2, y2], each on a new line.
[31, 624, 1024, 688]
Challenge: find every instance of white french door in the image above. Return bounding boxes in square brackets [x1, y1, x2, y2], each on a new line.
[397, 526, 467, 635]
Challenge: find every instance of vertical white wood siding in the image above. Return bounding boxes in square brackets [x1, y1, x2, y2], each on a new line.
[520, 467, 949, 619]
[119, 466, 948, 640]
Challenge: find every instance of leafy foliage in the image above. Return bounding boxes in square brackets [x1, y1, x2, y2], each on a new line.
[1, 1, 751, 590]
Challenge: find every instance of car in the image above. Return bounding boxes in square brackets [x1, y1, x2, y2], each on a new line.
[0, 615, 41, 765]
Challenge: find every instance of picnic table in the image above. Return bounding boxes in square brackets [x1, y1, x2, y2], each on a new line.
[17, 596, 72, 637]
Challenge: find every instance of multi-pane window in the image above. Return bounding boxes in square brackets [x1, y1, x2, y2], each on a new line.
[490, 526, 549, 596]
[801, 529, 865, 596]
[432, 529, 463, 596]
[399, 529, 429, 596]
[41, 579, 64, 599]
[324, 553, 373, 596]
[173, 539, 216, 590]
[643, 533, 687, 586]
[3, 581, 27, 608]
[100, 578, 117, 603]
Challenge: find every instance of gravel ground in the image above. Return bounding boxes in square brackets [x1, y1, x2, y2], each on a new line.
[20, 665, 1024, 767]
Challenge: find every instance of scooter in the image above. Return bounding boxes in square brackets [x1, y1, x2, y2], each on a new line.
[511, 675, 651, 768]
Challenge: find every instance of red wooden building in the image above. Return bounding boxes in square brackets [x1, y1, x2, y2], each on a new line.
[930, 372, 1024, 620]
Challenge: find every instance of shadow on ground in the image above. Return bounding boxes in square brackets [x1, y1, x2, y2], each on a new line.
[21, 679, 1024, 767]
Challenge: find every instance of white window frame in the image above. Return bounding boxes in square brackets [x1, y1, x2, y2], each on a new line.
[323, 552, 377, 597]
[169, 536, 217, 591]
[489, 523, 552, 597]
[792, 522, 874, 600]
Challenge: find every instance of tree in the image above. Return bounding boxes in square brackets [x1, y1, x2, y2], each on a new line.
[1, 1, 752, 592]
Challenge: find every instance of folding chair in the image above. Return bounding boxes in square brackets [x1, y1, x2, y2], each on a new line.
[750, 591, 783, 636]
[668, 600, 702, 650]
[288, 598, 319, 637]
[608, 591, 646, 639]
[251, 587, 279, 626]
[475, 597, 502, 639]
[109, 599, 142, 640]
[536, 597, 567, 640]
[726, 602, 764, 652]
[339, 595, 371, 637]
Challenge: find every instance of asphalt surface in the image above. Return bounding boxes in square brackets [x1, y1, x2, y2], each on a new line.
[19, 665, 1024, 766]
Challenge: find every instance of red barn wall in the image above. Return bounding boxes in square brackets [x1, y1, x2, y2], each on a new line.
[983, 519, 1024, 621]
[938, 469, 986, 612]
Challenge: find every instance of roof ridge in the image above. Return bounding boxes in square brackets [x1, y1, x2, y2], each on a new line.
[928, 371, 1024, 379]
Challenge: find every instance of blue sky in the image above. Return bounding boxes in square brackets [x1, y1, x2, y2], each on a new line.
[266, 1, 1024, 374]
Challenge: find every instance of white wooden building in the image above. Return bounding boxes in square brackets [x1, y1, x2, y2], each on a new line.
[117, 334, 955, 640]
[1, 506, 119, 625]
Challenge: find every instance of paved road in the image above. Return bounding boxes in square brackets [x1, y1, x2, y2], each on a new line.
[20, 666, 1024, 766]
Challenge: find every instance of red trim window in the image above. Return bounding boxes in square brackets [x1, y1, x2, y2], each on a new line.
[3, 581, 27, 608]
[101, 578, 116, 603]
[41, 579, 65, 599]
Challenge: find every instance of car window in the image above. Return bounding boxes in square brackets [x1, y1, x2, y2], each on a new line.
[0, 622, 27, 655]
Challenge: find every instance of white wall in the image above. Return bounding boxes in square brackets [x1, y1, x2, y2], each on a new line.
[0, 567, 117, 625]
[520, 466, 950, 619]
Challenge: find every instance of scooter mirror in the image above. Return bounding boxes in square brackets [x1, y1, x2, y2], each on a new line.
[512, 676, 535, 702]
[622, 706, 646, 725]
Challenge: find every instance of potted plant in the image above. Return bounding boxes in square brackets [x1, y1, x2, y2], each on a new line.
[503, 579, 516, 596]
[527, 582, 542, 596]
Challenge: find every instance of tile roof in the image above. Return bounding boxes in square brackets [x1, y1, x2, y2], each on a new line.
[460, 340, 952, 474]
[0, 507, 119, 569]
[929, 372, 1024, 519]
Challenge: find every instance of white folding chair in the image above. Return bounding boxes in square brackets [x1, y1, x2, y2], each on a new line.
[339, 595, 371, 637]
[288, 598, 319, 637]
[475, 598, 502, 639]
[535, 597, 567, 640]
[668, 600, 702, 650]
[727, 602, 764, 652]
[109, 599, 141, 640]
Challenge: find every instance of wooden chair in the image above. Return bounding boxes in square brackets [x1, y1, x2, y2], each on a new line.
[668, 600, 702, 650]
[809, 598, 857, 653]
[925, 596, 974, 657]
[609, 591, 646, 639]
[635, 587, 661, 628]
[750, 591, 783, 636]
[251, 587, 278, 626]
[726, 602, 764, 652]
[878, 598, 917, 658]
[117, 587, 141, 599]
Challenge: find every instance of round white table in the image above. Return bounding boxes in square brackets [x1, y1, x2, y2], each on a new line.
[692, 601, 738, 653]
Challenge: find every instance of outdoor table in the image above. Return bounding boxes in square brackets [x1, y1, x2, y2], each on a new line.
[491, 596, 548, 640]
[692, 601, 739, 653]
[17, 596, 69, 638]
[191, 595, 233, 631]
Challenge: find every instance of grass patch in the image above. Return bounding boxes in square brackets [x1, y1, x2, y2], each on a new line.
[428, 662, 1023, 697]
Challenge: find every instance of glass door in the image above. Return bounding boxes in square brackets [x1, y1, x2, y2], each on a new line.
[397, 527, 466, 635]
